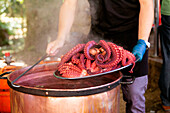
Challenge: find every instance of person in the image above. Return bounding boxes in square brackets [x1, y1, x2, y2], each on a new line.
[46, 0, 154, 112]
[158, 0, 170, 112]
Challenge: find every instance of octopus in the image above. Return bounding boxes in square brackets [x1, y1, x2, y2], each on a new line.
[57, 40, 136, 78]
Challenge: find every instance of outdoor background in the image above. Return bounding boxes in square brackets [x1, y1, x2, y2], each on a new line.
[0, 0, 164, 113]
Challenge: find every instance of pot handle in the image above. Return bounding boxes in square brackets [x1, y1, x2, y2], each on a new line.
[119, 75, 135, 85]
[0, 71, 12, 79]
[11, 54, 47, 87]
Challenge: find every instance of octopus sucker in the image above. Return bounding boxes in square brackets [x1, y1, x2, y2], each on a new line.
[57, 40, 136, 78]
[58, 44, 85, 67]
[60, 70, 80, 75]
[62, 70, 88, 78]
[58, 63, 82, 73]
[95, 42, 120, 68]
[122, 50, 136, 73]
[71, 53, 81, 64]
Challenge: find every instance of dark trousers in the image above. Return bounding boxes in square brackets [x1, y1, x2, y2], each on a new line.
[159, 15, 170, 106]
[121, 75, 148, 113]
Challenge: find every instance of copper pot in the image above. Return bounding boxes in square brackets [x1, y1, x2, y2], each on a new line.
[7, 62, 124, 113]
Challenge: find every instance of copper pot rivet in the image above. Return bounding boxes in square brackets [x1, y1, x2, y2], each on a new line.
[46, 92, 48, 95]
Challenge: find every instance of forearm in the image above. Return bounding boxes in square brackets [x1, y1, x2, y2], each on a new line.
[57, 0, 77, 41]
[138, 0, 154, 41]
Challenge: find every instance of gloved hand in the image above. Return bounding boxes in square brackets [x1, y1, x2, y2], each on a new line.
[132, 39, 147, 62]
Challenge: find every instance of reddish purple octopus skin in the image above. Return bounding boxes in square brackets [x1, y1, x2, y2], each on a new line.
[78, 54, 86, 70]
[95, 42, 120, 68]
[58, 63, 88, 78]
[71, 53, 81, 64]
[86, 60, 101, 75]
[58, 44, 85, 67]
[85, 59, 91, 70]
[96, 54, 105, 63]
[84, 40, 97, 60]
[98, 40, 111, 62]
[116, 45, 124, 63]
[57, 40, 136, 78]
[121, 50, 136, 73]
[58, 63, 82, 73]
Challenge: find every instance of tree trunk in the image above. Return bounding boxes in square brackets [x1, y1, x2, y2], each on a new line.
[24, 0, 62, 55]
[23, 0, 90, 64]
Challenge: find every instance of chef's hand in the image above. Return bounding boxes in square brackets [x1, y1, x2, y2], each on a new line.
[132, 39, 147, 62]
[46, 39, 64, 56]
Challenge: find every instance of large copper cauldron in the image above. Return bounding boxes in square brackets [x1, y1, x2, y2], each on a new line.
[7, 62, 123, 113]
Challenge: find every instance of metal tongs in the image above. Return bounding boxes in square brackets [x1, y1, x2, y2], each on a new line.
[11, 54, 48, 87]
[54, 58, 140, 80]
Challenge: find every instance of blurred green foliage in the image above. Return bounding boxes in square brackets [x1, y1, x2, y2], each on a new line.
[0, 21, 14, 35]
[0, 0, 25, 53]
[0, 0, 25, 17]
[0, 0, 25, 36]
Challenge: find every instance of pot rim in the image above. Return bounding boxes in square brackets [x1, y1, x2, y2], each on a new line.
[7, 72, 122, 97]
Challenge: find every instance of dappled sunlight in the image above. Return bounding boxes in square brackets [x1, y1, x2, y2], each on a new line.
[0, 13, 26, 39]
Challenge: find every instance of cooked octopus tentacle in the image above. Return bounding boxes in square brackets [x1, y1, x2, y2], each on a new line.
[57, 40, 136, 78]
[98, 40, 111, 62]
[84, 40, 97, 60]
[58, 44, 85, 67]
